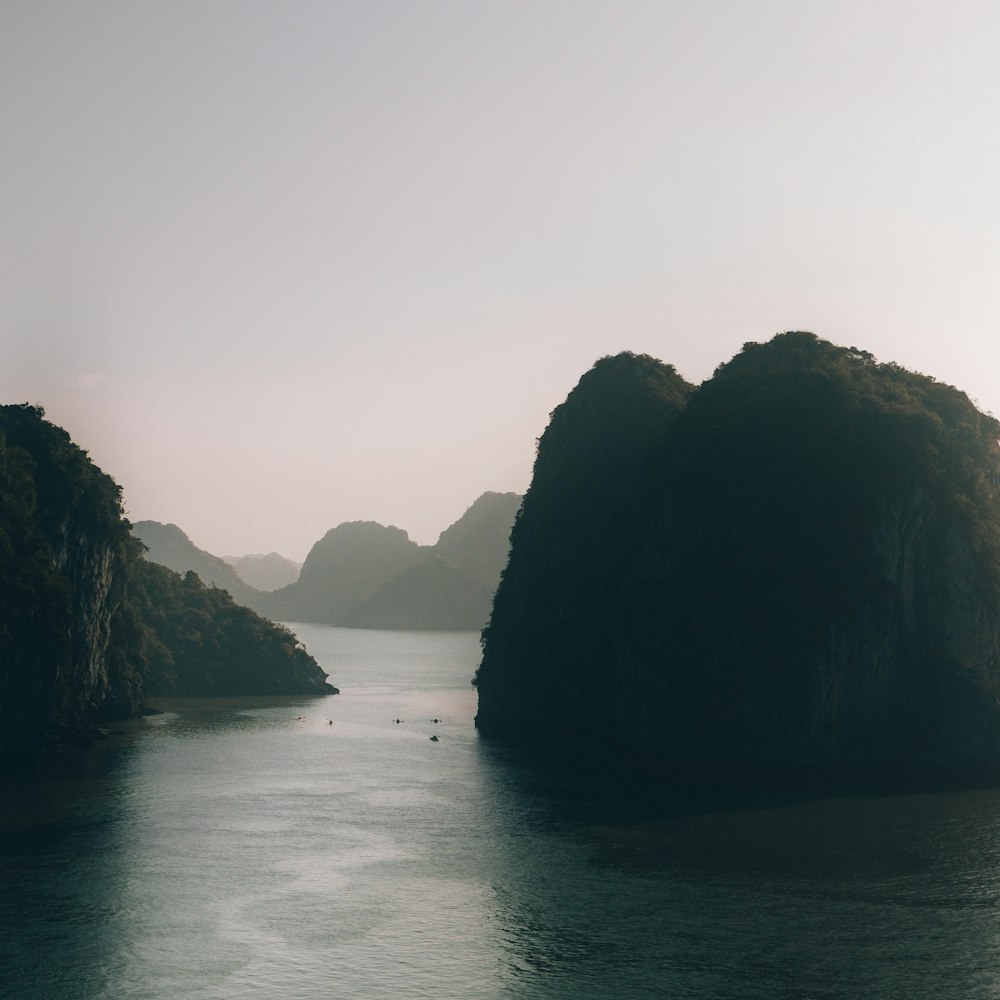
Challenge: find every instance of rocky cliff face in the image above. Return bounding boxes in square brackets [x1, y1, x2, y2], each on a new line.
[50, 518, 133, 735]
[476, 335, 1000, 778]
[1, 405, 335, 763]
[618, 486, 1000, 769]
[475, 352, 695, 737]
[0, 405, 141, 758]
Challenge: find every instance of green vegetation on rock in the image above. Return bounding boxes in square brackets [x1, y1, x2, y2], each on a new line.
[476, 335, 1000, 776]
[127, 561, 333, 697]
[0, 405, 334, 761]
[475, 351, 694, 737]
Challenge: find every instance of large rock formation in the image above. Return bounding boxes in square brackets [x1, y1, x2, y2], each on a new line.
[475, 335, 1000, 776]
[0, 405, 335, 762]
[343, 492, 522, 630]
[0, 404, 143, 758]
[475, 352, 694, 737]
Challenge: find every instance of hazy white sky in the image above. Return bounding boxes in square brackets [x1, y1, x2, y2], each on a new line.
[3, 0, 1000, 560]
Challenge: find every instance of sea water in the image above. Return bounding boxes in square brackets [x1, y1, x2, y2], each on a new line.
[4, 624, 1000, 999]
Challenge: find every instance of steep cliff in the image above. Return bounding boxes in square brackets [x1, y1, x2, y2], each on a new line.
[475, 352, 695, 737]
[0, 405, 335, 762]
[0, 404, 141, 757]
[476, 335, 1000, 776]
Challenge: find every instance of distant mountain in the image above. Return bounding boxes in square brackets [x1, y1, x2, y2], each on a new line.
[343, 556, 495, 630]
[131, 521, 263, 607]
[223, 552, 301, 591]
[432, 491, 522, 588]
[134, 491, 521, 631]
[259, 522, 424, 624]
[258, 492, 521, 629]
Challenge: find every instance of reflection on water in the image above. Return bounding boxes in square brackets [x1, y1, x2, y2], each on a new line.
[0, 739, 136, 999]
[5, 625, 1000, 998]
[473, 739, 1000, 999]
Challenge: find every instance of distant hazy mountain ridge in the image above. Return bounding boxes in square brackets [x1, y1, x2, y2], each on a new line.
[431, 491, 524, 589]
[131, 520, 264, 606]
[222, 552, 301, 591]
[344, 555, 494, 631]
[260, 521, 424, 624]
[257, 492, 522, 629]
[134, 492, 521, 631]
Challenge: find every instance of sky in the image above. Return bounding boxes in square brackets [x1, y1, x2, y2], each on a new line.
[3, 1, 1000, 561]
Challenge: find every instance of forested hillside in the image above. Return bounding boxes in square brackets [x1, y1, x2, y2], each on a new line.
[0, 405, 334, 762]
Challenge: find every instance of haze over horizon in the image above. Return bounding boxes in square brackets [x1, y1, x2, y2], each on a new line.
[4, 1, 999, 561]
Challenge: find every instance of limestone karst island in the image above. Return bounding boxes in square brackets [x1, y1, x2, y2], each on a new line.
[476, 332, 1000, 781]
[6, 332, 1000, 788]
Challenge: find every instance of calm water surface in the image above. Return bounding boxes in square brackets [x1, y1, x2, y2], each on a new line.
[5, 625, 1000, 998]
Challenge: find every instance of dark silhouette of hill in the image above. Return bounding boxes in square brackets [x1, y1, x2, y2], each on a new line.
[0, 403, 141, 758]
[476, 351, 694, 736]
[0, 405, 334, 762]
[222, 552, 301, 591]
[476, 335, 1000, 780]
